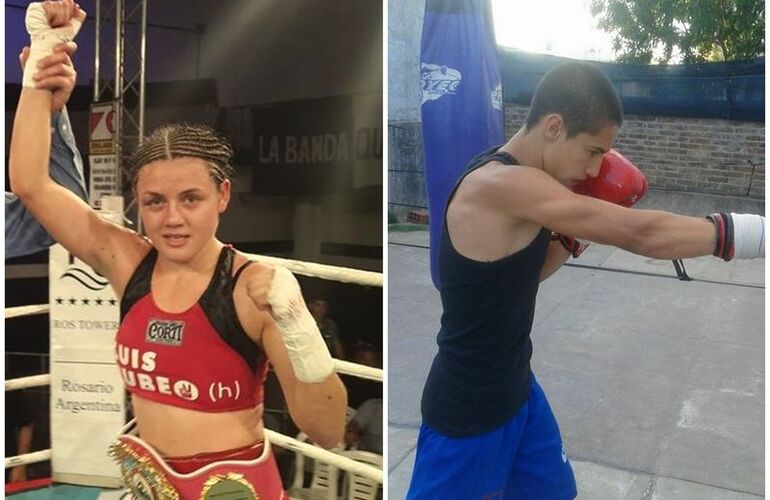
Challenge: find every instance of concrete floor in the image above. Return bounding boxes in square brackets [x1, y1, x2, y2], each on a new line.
[388, 229, 764, 499]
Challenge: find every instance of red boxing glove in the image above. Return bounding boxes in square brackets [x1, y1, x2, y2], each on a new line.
[573, 149, 648, 207]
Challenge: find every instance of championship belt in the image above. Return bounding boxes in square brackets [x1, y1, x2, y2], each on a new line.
[108, 422, 286, 500]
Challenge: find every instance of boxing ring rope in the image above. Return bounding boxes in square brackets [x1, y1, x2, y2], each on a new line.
[4, 260, 384, 486]
[334, 359, 382, 381]
[250, 253, 384, 287]
[5, 451, 52, 470]
[265, 430, 383, 483]
[5, 374, 52, 391]
[6, 304, 50, 319]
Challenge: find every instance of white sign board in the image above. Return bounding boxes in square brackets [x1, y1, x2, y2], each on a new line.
[49, 244, 125, 487]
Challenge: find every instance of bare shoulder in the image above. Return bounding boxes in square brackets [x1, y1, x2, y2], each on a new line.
[447, 163, 558, 260]
[450, 162, 563, 224]
[465, 163, 564, 206]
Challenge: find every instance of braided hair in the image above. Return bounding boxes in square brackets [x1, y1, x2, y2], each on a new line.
[129, 123, 234, 188]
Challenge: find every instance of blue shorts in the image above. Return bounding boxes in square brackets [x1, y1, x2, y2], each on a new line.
[406, 375, 577, 499]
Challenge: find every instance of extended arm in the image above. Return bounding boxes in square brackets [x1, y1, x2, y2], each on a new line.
[488, 166, 762, 261]
[9, 3, 143, 283]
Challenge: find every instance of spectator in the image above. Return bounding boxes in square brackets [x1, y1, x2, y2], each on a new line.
[346, 342, 382, 408]
[308, 298, 345, 359]
[346, 398, 382, 455]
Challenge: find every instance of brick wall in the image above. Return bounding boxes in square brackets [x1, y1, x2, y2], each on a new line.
[505, 104, 765, 199]
[388, 106, 764, 221]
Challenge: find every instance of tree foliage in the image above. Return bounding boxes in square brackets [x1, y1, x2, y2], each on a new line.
[589, 0, 765, 63]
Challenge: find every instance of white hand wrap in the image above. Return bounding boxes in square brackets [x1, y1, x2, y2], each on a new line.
[267, 266, 335, 383]
[707, 212, 765, 261]
[23, 2, 83, 88]
[731, 213, 765, 259]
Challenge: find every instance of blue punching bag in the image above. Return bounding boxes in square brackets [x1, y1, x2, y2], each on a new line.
[420, 0, 504, 288]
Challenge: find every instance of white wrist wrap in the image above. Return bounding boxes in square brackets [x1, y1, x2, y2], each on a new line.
[731, 213, 765, 259]
[267, 266, 335, 383]
[23, 2, 83, 88]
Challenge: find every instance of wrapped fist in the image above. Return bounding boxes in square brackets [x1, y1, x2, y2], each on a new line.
[246, 265, 334, 383]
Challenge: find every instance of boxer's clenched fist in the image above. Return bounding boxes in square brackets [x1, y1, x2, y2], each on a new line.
[557, 149, 649, 258]
[23, 0, 85, 89]
[244, 264, 276, 312]
[245, 265, 335, 383]
[573, 149, 648, 207]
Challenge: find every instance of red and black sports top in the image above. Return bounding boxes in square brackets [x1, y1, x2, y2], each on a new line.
[115, 246, 269, 412]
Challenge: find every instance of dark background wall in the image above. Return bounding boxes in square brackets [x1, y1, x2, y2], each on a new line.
[6, 1, 384, 466]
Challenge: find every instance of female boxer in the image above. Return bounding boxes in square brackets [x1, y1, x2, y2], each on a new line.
[10, 2, 346, 498]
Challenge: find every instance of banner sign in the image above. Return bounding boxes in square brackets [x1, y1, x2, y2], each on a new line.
[420, 0, 504, 287]
[89, 102, 118, 155]
[251, 94, 382, 196]
[89, 101, 120, 208]
[49, 244, 124, 486]
[88, 155, 120, 208]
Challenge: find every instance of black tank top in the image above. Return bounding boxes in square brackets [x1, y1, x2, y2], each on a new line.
[421, 146, 551, 437]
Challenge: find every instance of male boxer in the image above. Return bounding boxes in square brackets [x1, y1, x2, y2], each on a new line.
[406, 61, 764, 499]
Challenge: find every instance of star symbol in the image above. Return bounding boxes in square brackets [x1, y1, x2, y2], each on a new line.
[68, 297, 77, 305]
[95, 298, 104, 306]
[55, 297, 63, 305]
[108, 298, 117, 306]
[82, 298, 90, 305]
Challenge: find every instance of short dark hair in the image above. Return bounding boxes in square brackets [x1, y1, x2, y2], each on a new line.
[129, 123, 234, 187]
[525, 61, 623, 138]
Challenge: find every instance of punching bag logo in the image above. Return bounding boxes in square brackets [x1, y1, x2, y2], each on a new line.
[421, 63, 462, 105]
[491, 83, 503, 111]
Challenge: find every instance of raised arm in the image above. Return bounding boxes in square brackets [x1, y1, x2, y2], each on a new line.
[9, 2, 144, 285]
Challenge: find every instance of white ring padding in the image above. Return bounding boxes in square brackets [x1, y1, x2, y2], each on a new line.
[5, 374, 52, 391]
[334, 359, 382, 382]
[6, 304, 50, 319]
[264, 429, 383, 483]
[5, 449, 52, 469]
[247, 253, 383, 288]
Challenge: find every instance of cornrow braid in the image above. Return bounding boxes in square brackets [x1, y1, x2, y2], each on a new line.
[129, 123, 234, 187]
